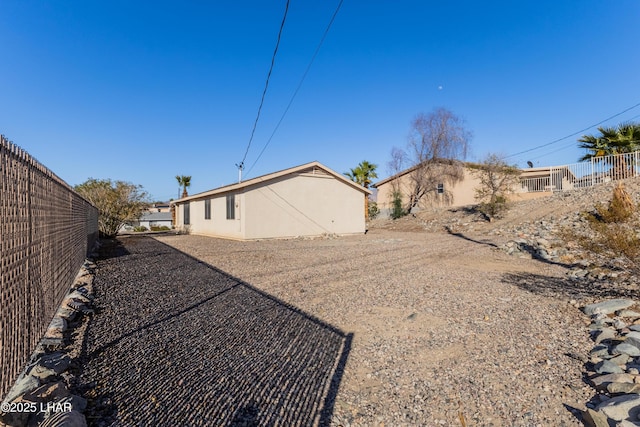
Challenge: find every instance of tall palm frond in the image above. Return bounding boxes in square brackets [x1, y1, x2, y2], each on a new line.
[578, 122, 640, 161]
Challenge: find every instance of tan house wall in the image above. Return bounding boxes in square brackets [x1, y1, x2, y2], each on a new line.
[172, 162, 368, 240]
[243, 172, 365, 239]
[376, 168, 482, 214]
[375, 166, 553, 216]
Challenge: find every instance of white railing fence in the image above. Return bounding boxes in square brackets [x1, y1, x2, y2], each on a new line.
[519, 151, 640, 193]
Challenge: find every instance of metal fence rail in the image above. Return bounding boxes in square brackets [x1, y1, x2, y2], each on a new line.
[0, 135, 98, 400]
[519, 151, 640, 194]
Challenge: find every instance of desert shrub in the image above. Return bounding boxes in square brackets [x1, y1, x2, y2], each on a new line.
[390, 191, 406, 219]
[565, 183, 640, 269]
[150, 225, 171, 231]
[594, 183, 636, 223]
[133, 225, 148, 232]
[368, 201, 380, 219]
[477, 195, 508, 221]
[177, 225, 191, 235]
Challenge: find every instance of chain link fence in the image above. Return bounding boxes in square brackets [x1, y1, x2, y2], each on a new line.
[1, 135, 98, 400]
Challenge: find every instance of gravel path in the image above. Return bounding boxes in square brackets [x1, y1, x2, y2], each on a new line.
[152, 229, 596, 426]
[74, 236, 350, 426]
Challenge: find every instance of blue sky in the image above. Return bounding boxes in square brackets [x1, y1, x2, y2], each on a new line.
[1, 1, 639, 201]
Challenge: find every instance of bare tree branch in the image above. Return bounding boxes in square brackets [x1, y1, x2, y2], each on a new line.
[389, 108, 472, 214]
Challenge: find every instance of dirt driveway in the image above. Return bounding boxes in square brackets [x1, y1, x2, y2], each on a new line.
[155, 228, 594, 426]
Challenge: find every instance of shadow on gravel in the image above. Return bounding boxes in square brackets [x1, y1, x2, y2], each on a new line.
[95, 238, 130, 260]
[76, 236, 351, 427]
[444, 226, 498, 248]
[501, 272, 639, 300]
[444, 228, 577, 269]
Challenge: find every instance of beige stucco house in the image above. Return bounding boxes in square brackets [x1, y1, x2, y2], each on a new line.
[374, 163, 482, 217]
[171, 161, 371, 240]
[374, 162, 549, 217]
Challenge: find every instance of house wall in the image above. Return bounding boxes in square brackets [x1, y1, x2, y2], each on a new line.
[376, 168, 482, 216]
[243, 172, 365, 239]
[375, 166, 558, 217]
[173, 171, 366, 240]
[176, 193, 244, 239]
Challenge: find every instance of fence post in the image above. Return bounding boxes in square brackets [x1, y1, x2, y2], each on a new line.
[591, 157, 595, 187]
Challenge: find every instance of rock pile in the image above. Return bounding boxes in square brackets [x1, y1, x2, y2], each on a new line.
[0, 257, 97, 427]
[581, 299, 640, 426]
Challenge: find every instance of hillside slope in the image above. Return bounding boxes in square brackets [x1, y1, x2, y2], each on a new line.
[370, 176, 640, 235]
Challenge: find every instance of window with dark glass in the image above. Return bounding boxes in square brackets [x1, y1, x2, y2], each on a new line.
[204, 199, 211, 220]
[226, 194, 235, 220]
[184, 202, 190, 225]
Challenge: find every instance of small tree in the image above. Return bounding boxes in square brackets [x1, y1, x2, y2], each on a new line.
[472, 154, 520, 221]
[75, 178, 149, 237]
[368, 200, 380, 219]
[175, 175, 192, 198]
[389, 107, 472, 213]
[390, 191, 405, 219]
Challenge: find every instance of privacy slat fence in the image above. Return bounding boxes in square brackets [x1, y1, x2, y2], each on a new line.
[519, 151, 640, 194]
[0, 135, 98, 401]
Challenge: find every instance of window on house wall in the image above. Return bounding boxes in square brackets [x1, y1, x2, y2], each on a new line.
[226, 194, 235, 220]
[184, 202, 190, 225]
[204, 199, 211, 220]
[437, 183, 444, 194]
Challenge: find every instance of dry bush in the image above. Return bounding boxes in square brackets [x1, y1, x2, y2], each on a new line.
[594, 183, 635, 223]
[565, 183, 640, 268]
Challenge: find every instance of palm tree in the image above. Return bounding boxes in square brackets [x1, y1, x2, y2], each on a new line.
[579, 122, 640, 179]
[345, 160, 378, 188]
[175, 175, 192, 198]
[344, 161, 378, 220]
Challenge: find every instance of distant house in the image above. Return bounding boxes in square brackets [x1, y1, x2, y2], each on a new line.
[518, 166, 577, 192]
[149, 202, 171, 213]
[139, 212, 173, 229]
[374, 161, 548, 218]
[120, 211, 173, 232]
[171, 161, 371, 240]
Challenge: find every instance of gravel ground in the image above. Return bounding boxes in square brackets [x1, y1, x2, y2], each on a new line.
[153, 228, 596, 426]
[68, 178, 640, 426]
[73, 236, 350, 426]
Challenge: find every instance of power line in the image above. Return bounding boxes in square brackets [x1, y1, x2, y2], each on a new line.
[527, 112, 640, 163]
[245, 0, 345, 177]
[239, 0, 291, 172]
[504, 101, 640, 160]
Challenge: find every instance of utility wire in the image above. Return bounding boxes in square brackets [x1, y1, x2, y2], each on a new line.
[239, 0, 291, 169]
[527, 112, 640, 163]
[245, 0, 344, 177]
[505, 101, 640, 160]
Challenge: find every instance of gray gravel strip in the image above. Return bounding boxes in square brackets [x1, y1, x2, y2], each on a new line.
[73, 236, 349, 426]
